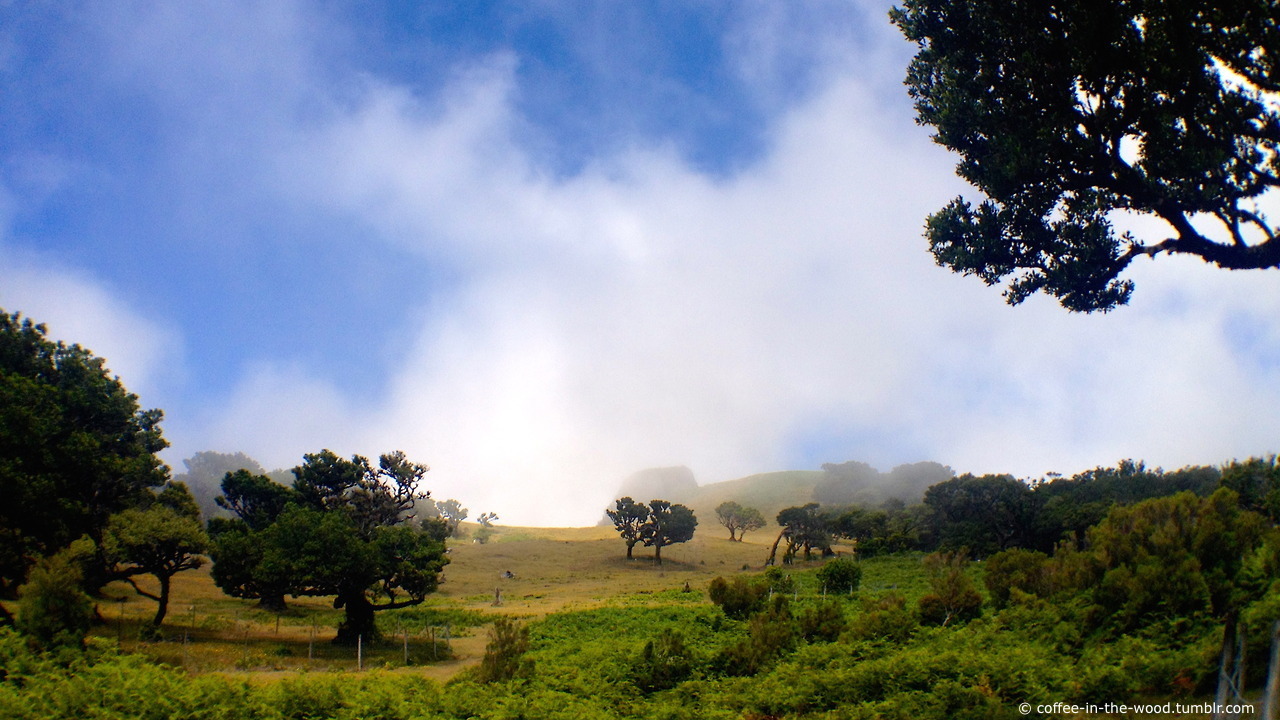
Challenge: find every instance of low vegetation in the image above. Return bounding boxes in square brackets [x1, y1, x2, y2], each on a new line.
[4, 307, 1280, 718]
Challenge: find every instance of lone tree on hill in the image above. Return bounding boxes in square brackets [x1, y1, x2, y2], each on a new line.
[715, 501, 766, 541]
[892, 0, 1280, 312]
[208, 449, 449, 644]
[642, 500, 698, 566]
[608, 497, 651, 560]
[0, 310, 170, 612]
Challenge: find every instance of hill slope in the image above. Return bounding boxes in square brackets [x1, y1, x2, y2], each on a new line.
[684, 470, 823, 526]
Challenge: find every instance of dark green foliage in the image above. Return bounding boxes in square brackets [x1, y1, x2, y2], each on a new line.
[763, 566, 795, 595]
[923, 474, 1036, 556]
[708, 576, 769, 620]
[207, 449, 448, 644]
[607, 497, 696, 565]
[1220, 455, 1280, 523]
[845, 594, 918, 644]
[1083, 489, 1271, 631]
[815, 557, 862, 595]
[208, 470, 299, 611]
[103, 496, 208, 628]
[15, 543, 93, 650]
[606, 497, 649, 560]
[640, 500, 697, 566]
[772, 503, 831, 564]
[718, 596, 796, 676]
[919, 551, 983, 626]
[476, 617, 532, 683]
[633, 629, 694, 693]
[798, 598, 846, 642]
[983, 548, 1053, 609]
[208, 520, 289, 612]
[214, 469, 297, 531]
[892, 0, 1280, 312]
[827, 503, 924, 556]
[0, 310, 169, 598]
[1031, 460, 1220, 551]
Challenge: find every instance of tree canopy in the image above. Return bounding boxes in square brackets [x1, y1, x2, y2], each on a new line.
[208, 449, 448, 643]
[607, 498, 697, 564]
[641, 500, 697, 566]
[768, 504, 833, 565]
[0, 310, 169, 604]
[714, 501, 765, 542]
[103, 490, 208, 628]
[891, 0, 1280, 311]
[607, 497, 651, 560]
[922, 474, 1037, 556]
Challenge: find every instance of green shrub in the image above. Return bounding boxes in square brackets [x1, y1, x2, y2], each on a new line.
[763, 567, 795, 595]
[16, 544, 93, 650]
[845, 594, 918, 644]
[816, 557, 862, 596]
[983, 548, 1051, 609]
[717, 597, 796, 676]
[476, 617, 533, 683]
[798, 598, 846, 642]
[918, 551, 983, 626]
[708, 577, 768, 620]
[633, 629, 694, 693]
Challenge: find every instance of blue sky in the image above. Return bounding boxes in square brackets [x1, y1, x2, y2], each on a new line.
[3, 1, 1279, 525]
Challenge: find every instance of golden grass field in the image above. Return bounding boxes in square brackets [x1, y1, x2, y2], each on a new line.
[93, 522, 793, 680]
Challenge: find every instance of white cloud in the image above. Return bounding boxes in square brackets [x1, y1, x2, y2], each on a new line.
[0, 248, 183, 408]
[190, 11, 1280, 525]
[15, 4, 1280, 526]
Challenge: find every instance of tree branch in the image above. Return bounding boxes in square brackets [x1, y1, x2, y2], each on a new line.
[123, 576, 160, 602]
[370, 595, 425, 611]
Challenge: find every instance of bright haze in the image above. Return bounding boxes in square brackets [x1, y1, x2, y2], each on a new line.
[2, 3, 1278, 526]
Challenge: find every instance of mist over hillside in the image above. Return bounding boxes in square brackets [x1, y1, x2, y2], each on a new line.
[608, 460, 955, 526]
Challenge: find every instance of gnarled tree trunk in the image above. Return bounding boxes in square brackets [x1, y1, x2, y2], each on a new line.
[334, 590, 377, 646]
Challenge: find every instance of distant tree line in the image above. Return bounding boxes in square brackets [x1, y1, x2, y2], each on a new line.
[756, 459, 1233, 565]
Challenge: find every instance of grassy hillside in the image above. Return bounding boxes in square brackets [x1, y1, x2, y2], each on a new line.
[9, 520, 1250, 720]
[94, 523, 782, 675]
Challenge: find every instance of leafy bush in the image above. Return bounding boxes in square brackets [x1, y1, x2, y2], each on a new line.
[633, 629, 695, 693]
[763, 567, 795, 595]
[845, 594, 918, 644]
[816, 557, 862, 596]
[16, 543, 93, 650]
[798, 599, 847, 642]
[708, 577, 768, 620]
[918, 551, 983, 626]
[476, 617, 533, 683]
[983, 548, 1051, 609]
[717, 597, 796, 676]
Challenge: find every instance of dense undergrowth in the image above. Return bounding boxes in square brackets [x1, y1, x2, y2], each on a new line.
[2, 553, 1260, 720]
